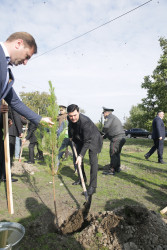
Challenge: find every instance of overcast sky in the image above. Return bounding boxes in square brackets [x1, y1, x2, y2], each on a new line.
[1, 0, 167, 123]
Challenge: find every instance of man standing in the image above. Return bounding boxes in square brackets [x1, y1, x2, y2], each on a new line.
[0, 32, 53, 182]
[102, 107, 126, 175]
[22, 121, 44, 164]
[57, 105, 69, 160]
[67, 104, 103, 196]
[57, 105, 76, 169]
[144, 111, 166, 164]
[8, 107, 23, 166]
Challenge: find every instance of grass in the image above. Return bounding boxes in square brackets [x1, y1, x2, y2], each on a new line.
[0, 138, 167, 249]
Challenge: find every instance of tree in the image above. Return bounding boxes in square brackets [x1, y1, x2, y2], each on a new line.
[125, 37, 167, 129]
[123, 104, 151, 130]
[19, 91, 50, 116]
[37, 81, 66, 216]
[141, 37, 167, 123]
[95, 114, 103, 132]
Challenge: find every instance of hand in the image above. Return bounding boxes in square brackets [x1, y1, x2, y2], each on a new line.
[159, 137, 162, 140]
[76, 155, 82, 166]
[19, 133, 23, 138]
[41, 117, 54, 126]
[0, 104, 9, 113]
[22, 139, 26, 144]
[8, 119, 12, 127]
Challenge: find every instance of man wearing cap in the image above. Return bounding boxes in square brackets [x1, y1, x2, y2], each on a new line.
[57, 105, 69, 161]
[102, 107, 126, 175]
[57, 105, 76, 169]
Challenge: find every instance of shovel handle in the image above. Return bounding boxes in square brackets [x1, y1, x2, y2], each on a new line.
[2, 99, 14, 214]
[72, 141, 88, 201]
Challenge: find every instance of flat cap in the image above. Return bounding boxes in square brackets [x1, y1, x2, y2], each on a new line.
[102, 107, 114, 113]
[59, 105, 67, 109]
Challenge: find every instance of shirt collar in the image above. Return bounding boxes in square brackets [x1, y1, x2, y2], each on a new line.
[0, 42, 11, 63]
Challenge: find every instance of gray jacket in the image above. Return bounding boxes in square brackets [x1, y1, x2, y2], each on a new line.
[102, 113, 125, 139]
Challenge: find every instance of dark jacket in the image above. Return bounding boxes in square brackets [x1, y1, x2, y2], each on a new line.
[0, 45, 41, 125]
[102, 113, 125, 139]
[152, 116, 165, 140]
[8, 107, 23, 137]
[26, 122, 38, 143]
[68, 113, 103, 157]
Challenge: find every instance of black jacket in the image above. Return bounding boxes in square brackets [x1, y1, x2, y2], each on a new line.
[26, 122, 38, 143]
[68, 113, 103, 157]
[8, 107, 23, 137]
[152, 116, 165, 140]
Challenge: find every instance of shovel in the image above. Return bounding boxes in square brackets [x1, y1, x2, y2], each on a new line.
[71, 141, 89, 202]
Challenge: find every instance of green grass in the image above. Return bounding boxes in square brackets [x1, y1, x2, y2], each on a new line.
[0, 138, 167, 249]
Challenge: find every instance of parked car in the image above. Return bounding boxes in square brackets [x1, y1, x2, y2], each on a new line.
[125, 128, 151, 138]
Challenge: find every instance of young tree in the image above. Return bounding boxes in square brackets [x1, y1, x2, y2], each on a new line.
[37, 81, 66, 214]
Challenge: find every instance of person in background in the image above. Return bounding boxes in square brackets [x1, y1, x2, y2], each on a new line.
[57, 105, 76, 170]
[102, 107, 126, 175]
[22, 121, 44, 164]
[15, 116, 27, 159]
[8, 107, 23, 167]
[144, 111, 166, 164]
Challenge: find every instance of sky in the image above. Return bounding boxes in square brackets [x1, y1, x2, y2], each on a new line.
[1, 0, 167, 123]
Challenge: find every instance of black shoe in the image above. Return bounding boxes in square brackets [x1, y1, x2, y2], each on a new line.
[158, 161, 167, 164]
[144, 154, 149, 160]
[102, 169, 115, 175]
[38, 157, 44, 161]
[87, 186, 96, 196]
[2, 178, 18, 182]
[72, 180, 81, 185]
[24, 161, 35, 164]
[72, 176, 87, 185]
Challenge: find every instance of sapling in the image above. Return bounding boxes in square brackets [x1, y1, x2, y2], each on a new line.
[36, 81, 66, 214]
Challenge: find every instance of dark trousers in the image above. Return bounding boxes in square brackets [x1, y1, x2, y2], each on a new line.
[9, 135, 16, 167]
[0, 130, 5, 179]
[147, 138, 164, 162]
[76, 144, 98, 188]
[58, 138, 76, 169]
[29, 142, 43, 162]
[110, 137, 126, 171]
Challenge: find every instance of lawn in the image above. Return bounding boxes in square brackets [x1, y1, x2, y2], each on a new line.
[0, 138, 167, 249]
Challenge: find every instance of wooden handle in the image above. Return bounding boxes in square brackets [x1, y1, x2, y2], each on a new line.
[2, 99, 14, 214]
[160, 206, 167, 215]
[72, 141, 88, 200]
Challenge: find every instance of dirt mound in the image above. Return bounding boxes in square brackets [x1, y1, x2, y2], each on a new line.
[12, 160, 39, 175]
[60, 196, 92, 234]
[76, 205, 167, 249]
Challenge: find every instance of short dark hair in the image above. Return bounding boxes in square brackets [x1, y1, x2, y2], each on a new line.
[157, 111, 163, 115]
[67, 104, 79, 113]
[6, 32, 37, 54]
